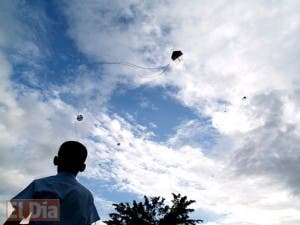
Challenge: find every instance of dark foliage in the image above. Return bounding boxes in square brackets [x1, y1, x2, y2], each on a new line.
[104, 193, 203, 225]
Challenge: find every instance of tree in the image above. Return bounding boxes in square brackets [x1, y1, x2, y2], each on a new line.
[104, 193, 203, 225]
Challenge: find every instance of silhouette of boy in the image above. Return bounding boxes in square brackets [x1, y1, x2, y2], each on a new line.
[4, 141, 100, 225]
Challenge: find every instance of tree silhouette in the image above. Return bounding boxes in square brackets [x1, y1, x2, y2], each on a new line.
[105, 193, 203, 225]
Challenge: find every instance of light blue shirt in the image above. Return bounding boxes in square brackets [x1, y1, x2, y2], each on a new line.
[12, 172, 100, 225]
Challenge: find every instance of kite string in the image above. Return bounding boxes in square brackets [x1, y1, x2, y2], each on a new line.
[96, 61, 170, 70]
[74, 120, 78, 140]
[139, 64, 170, 82]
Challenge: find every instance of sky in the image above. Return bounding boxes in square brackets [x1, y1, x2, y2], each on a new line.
[0, 0, 300, 224]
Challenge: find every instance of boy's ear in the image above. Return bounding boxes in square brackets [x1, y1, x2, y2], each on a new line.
[53, 156, 59, 166]
[79, 163, 86, 172]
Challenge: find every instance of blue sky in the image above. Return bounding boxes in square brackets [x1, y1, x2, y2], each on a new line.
[1, 1, 300, 224]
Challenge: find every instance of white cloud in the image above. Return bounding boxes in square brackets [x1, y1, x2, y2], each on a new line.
[167, 119, 218, 149]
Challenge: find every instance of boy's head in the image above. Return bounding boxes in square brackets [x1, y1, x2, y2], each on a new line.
[54, 141, 87, 175]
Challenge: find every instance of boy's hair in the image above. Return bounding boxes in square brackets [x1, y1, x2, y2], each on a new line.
[54, 141, 87, 173]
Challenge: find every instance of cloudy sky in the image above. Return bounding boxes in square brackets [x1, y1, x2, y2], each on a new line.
[1, 0, 300, 224]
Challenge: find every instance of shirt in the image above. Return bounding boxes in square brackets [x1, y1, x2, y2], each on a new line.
[12, 172, 100, 225]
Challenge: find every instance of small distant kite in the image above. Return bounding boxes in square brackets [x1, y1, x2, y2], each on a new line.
[77, 114, 83, 121]
[242, 96, 247, 100]
[117, 142, 121, 146]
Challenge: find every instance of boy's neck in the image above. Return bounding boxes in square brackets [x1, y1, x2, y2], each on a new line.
[57, 168, 78, 177]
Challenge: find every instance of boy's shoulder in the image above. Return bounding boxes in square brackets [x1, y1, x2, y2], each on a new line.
[33, 174, 93, 197]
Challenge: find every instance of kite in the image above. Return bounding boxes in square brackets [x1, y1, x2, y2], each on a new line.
[171, 50, 183, 61]
[74, 115, 83, 139]
[95, 50, 183, 73]
[77, 114, 83, 121]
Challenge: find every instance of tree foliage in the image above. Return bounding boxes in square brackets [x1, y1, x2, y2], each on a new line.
[104, 193, 203, 225]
